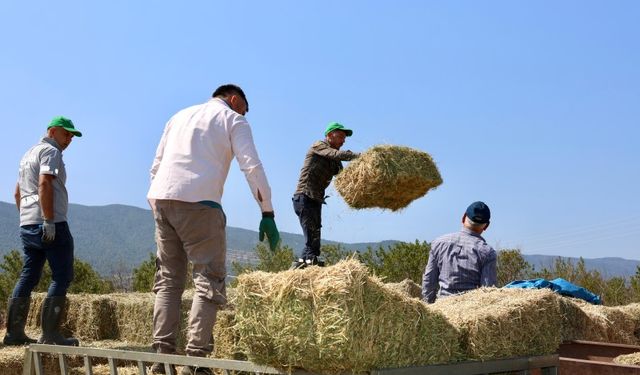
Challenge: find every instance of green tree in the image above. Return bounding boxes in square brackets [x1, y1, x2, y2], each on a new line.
[629, 266, 640, 302]
[497, 249, 534, 287]
[359, 240, 430, 283]
[0, 249, 114, 312]
[132, 252, 198, 292]
[231, 243, 295, 277]
[132, 253, 157, 292]
[319, 244, 357, 266]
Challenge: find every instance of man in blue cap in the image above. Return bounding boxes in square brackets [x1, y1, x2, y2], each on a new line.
[291, 122, 359, 269]
[421, 201, 497, 303]
[4, 116, 81, 347]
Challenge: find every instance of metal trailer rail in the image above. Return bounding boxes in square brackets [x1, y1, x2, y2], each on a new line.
[559, 340, 640, 374]
[23, 344, 559, 375]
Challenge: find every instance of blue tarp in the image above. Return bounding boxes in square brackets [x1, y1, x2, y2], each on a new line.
[504, 278, 602, 305]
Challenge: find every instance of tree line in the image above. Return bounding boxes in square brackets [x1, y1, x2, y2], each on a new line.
[2, 243, 640, 312]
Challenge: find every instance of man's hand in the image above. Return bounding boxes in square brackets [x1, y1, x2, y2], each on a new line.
[42, 219, 56, 244]
[259, 212, 280, 251]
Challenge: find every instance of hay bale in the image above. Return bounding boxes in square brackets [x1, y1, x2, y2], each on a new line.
[213, 308, 246, 360]
[26, 294, 117, 341]
[385, 279, 423, 299]
[571, 300, 637, 344]
[26, 292, 194, 346]
[614, 352, 640, 366]
[555, 297, 592, 342]
[619, 303, 640, 344]
[235, 259, 461, 373]
[334, 145, 442, 211]
[431, 288, 563, 360]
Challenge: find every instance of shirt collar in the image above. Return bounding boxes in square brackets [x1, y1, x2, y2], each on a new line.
[41, 137, 62, 151]
[212, 97, 231, 109]
[461, 226, 484, 240]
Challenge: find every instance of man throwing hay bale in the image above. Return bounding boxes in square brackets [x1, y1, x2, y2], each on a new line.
[291, 122, 359, 269]
[334, 145, 442, 211]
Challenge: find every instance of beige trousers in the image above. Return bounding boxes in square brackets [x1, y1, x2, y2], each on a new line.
[150, 200, 227, 357]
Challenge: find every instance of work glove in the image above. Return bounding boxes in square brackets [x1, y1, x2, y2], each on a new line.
[42, 219, 56, 244]
[259, 212, 280, 251]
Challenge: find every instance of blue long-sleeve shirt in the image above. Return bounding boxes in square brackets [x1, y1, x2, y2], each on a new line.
[422, 227, 497, 303]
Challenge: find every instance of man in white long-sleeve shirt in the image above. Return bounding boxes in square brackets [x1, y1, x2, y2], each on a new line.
[147, 84, 279, 375]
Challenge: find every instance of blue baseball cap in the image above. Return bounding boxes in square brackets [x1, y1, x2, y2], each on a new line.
[466, 201, 490, 224]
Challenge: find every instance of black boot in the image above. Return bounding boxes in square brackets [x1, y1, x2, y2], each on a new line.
[3, 297, 37, 346]
[38, 296, 79, 346]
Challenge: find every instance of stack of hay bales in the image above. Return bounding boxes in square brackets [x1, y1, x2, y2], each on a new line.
[385, 278, 423, 299]
[334, 145, 442, 211]
[431, 288, 564, 360]
[567, 300, 637, 344]
[234, 260, 461, 373]
[26, 292, 192, 348]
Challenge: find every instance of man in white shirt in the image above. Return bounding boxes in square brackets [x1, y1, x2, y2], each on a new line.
[147, 84, 279, 375]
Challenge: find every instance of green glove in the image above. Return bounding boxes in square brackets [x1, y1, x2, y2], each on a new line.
[259, 213, 280, 251]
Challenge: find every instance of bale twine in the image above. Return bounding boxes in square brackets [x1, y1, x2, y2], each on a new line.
[614, 352, 640, 366]
[334, 145, 442, 211]
[431, 288, 563, 360]
[385, 279, 423, 299]
[235, 259, 461, 373]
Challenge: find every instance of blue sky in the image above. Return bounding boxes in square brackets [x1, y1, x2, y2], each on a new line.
[1, 1, 639, 260]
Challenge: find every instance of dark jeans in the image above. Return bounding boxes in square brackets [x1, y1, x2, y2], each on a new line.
[292, 193, 322, 260]
[12, 222, 74, 298]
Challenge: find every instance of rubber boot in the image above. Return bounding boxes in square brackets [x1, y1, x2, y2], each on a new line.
[38, 296, 79, 346]
[3, 297, 37, 345]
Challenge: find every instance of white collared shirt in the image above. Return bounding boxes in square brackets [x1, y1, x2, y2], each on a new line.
[147, 98, 273, 212]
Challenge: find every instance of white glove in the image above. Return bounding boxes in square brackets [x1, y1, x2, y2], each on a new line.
[42, 220, 56, 244]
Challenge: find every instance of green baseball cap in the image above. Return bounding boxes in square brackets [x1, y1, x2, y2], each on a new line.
[324, 122, 353, 137]
[47, 116, 82, 137]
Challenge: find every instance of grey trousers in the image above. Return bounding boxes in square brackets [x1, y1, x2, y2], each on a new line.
[150, 199, 227, 357]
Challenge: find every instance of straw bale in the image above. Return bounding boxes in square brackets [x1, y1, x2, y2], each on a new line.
[26, 292, 194, 346]
[614, 352, 640, 366]
[385, 279, 423, 299]
[213, 308, 246, 360]
[555, 297, 592, 342]
[334, 145, 442, 211]
[570, 300, 637, 344]
[431, 288, 563, 360]
[235, 259, 461, 373]
[619, 303, 640, 344]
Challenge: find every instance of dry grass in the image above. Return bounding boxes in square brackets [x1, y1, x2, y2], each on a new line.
[385, 279, 423, 299]
[235, 259, 461, 373]
[569, 300, 637, 344]
[334, 145, 442, 211]
[614, 352, 640, 366]
[431, 288, 563, 360]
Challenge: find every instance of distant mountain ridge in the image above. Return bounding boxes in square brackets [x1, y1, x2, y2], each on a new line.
[0, 201, 638, 278]
[0, 201, 397, 275]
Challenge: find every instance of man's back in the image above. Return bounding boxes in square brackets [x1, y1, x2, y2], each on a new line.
[422, 228, 497, 303]
[148, 97, 272, 211]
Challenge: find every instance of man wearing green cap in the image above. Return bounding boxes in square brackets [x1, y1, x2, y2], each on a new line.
[4, 116, 81, 347]
[291, 122, 359, 269]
